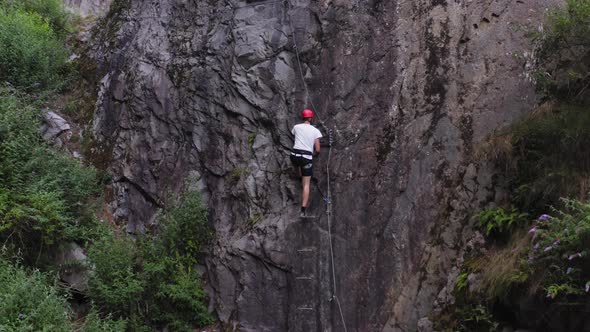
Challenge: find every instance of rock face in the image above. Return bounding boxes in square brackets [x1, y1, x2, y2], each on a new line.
[63, 0, 112, 17]
[55, 242, 89, 293]
[90, 0, 560, 331]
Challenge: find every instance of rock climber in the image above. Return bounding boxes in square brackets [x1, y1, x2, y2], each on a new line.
[291, 109, 323, 218]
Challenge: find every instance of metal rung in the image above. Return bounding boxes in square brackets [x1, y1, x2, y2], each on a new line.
[297, 307, 314, 311]
[300, 215, 317, 219]
[296, 276, 314, 280]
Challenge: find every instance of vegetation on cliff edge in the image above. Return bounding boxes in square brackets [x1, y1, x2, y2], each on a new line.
[0, 1, 215, 330]
[435, 1, 590, 330]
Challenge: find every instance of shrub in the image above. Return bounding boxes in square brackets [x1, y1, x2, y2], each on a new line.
[141, 249, 213, 330]
[0, 86, 100, 262]
[533, 0, 590, 100]
[509, 104, 590, 212]
[1, 0, 71, 36]
[79, 309, 127, 332]
[457, 201, 590, 327]
[22, 0, 70, 37]
[434, 304, 500, 332]
[141, 190, 214, 329]
[0, 9, 68, 89]
[87, 234, 144, 318]
[0, 259, 72, 331]
[528, 200, 590, 299]
[156, 190, 214, 264]
[87, 190, 214, 330]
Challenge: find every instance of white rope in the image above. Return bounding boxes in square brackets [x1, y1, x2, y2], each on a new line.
[286, 2, 348, 331]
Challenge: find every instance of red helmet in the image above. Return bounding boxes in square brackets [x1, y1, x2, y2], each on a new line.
[301, 109, 314, 119]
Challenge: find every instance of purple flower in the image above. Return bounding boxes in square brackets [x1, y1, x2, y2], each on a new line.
[585, 282, 590, 293]
[568, 253, 582, 261]
[546, 292, 552, 298]
[567, 267, 573, 274]
[534, 243, 540, 249]
[544, 246, 553, 252]
[538, 214, 551, 221]
[529, 226, 537, 234]
[553, 239, 560, 246]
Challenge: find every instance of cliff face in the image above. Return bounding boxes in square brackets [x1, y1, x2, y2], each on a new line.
[90, 0, 559, 331]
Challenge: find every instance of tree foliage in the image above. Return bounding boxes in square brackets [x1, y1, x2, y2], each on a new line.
[0, 0, 72, 89]
[535, 0, 590, 100]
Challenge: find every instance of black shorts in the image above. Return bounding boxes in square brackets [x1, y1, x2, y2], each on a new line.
[290, 154, 313, 177]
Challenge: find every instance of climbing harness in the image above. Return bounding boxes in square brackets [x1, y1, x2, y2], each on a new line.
[291, 148, 314, 157]
[286, 1, 348, 331]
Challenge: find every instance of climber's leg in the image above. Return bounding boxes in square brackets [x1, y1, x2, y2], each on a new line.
[302, 176, 311, 208]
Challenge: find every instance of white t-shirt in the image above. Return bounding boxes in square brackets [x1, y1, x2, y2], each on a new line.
[291, 123, 323, 160]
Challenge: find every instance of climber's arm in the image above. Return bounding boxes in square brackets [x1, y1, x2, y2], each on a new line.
[314, 138, 321, 156]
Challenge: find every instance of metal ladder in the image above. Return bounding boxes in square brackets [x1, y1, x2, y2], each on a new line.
[289, 228, 320, 331]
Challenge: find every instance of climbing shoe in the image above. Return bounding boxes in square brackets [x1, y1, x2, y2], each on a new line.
[300, 212, 316, 219]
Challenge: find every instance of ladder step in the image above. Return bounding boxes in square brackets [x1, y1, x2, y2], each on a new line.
[297, 306, 314, 311]
[296, 276, 314, 280]
[300, 215, 317, 219]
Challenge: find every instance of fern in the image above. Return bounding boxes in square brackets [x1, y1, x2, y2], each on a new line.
[473, 207, 529, 239]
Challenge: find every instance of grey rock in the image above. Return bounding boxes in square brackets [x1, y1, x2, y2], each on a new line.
[55, 242, 88, 293]
[40, 110, 71, 146]
[467, 273, 483, 294]
[86, 0, 561, 331]
[68, 53, 80, 62]
[63, 0, 112, 17]
[417, 317, 434, 332]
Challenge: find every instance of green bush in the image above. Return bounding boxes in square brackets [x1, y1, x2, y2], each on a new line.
[434, 304, 500, 332]
[509, 104, 590, 212]
[143, 190, 214, 329]
[0, 86, 100, 261]
[452, 201, 590, 328]
[0, 259, 72, 331]
[157, 190, 214, 263]
[87, 190, 214, 330]
[87, 235, 144, 318]
[141, 248, 212, 330]
[534, 0, 590, 100]
[79, 309, 127, 332]
[1, 0, 71, 36]
[0, 9, 68, 89]
[528, 200, 590, 299]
